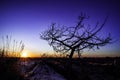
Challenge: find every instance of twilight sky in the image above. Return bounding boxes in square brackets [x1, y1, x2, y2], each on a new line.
[0, 0, 120, 57]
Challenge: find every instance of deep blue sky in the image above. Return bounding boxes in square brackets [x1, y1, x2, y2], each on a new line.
[0, 0, 120, 57]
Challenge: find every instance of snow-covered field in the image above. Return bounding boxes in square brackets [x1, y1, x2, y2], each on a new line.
[18, 58, 120, 80]
[19, 59, 66, 80]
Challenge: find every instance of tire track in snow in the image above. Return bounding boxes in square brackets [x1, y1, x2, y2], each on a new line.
[24, 61, 66, 80]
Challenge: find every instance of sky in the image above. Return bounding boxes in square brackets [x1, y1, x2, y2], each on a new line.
[0, 0, 120, 57]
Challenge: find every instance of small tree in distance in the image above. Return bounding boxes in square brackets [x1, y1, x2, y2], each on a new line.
[40, 14, 112, 59]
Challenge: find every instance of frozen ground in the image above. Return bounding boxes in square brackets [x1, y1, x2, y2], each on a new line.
[20, 59, 66, 80]
[18, 58, 120, 80]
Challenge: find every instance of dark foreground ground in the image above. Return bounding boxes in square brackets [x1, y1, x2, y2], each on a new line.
[0, 57, 120, 80]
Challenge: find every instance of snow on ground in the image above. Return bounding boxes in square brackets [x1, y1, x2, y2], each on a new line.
[20, 59, 66, 80]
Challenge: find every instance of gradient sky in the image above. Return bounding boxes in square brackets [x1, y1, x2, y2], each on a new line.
[0, 0, 120, 57]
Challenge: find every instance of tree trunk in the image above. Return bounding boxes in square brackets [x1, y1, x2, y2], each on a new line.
[66, 49, 75, 80]
[69, 49, 75, 59]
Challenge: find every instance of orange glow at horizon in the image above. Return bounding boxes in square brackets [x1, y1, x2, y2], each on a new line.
[21, 52, 28, 57]
[20, 50, 41, 57]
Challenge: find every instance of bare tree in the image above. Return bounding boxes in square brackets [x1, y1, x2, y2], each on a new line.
[40, 14, 112, 59]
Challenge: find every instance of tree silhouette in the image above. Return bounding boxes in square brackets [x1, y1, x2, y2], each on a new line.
[40, 14, 112, 59]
